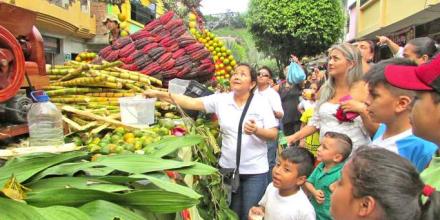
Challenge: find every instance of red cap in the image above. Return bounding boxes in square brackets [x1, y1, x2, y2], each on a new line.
[385, 55, 440, 93]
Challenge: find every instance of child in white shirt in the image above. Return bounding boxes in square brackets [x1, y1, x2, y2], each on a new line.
[249, 147, 316, 220]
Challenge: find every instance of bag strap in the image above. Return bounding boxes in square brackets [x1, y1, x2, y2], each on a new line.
[235, 92, 254, 174]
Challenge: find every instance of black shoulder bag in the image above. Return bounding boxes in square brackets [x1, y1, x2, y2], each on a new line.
[220, 93, 254, 194]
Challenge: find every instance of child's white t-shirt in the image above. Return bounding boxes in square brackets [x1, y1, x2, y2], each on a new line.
[258, 183, 316, 220]
[298, 100, 316, 111]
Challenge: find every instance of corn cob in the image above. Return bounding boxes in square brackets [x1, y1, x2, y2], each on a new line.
[172, 49, 186, 59]
[157, 52, 172, 64]
[164, 18, 183, 30]
[144, 19, 161, 31]
[159, 11, 175, 25]
[118, 43, 136, 58]
[175, 55, 192, 66]
[171, 26, 186, 38]
[112, 37, 132, 50]
[150, 25, 165, 36]
[142, 43, 159, 53]
[191, 50, 211, 61]
[161, 58, 176, 70]
[154, 33, 171, 43]
[130, 31, 150, 41]
[176, 63, 193, 78]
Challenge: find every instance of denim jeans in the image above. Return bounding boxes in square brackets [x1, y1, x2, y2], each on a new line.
[267, 140, 278, 183]
[230, 172, 268, 220]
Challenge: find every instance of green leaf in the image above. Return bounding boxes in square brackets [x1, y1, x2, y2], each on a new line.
[96, 154, 195, 173]
[131, 174, 201, 199]
[34, 206, 91, 220]
[27, 177, 131, 193]
[30, 161, 98, 182]
[172, 162, 218, 175]
[0, 197, 45, 220]
[0, 151, 88, 186]
[26, 188, 199, 213]
[149, 135, 205, 158]
[79, 200, 144, 220]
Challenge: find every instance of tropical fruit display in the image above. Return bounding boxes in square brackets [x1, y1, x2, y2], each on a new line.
[98, 11, 215, 86]
[187, 12, 238, 81]
[74, 51, 97, 63]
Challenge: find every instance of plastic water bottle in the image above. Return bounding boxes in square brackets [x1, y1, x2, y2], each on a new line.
[27, 91, 64, 147]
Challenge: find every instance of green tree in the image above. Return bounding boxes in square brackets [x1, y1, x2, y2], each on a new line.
[247, 0, 345, 71]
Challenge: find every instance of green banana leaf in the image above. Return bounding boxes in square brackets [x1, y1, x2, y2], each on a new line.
[26, 188, 199, 213]
[148, 135, 204, 158]
[130, 174, 201, 199]
[34, 206, 91, 220]
[30, 161, 99, 182]
[0, 197, 45, 220]
[172, 162, 218, 175]
[27, 177, 132, 193]
[0, 151, 88, 186]
[95, 154, 195, 173]
[79, 200, 144, 220]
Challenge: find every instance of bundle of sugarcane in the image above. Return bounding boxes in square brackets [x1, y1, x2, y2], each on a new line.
[45, 61, 179, 133]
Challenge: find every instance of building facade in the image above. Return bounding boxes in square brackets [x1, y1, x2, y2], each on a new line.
[348, 0, 440, 44]
[5, 0, 162, 64]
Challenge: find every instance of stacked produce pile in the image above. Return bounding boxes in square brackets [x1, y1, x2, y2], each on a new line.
[188, 12, 238, 81]
[45, 60, 179, 134]
[99, 11, 215, 86]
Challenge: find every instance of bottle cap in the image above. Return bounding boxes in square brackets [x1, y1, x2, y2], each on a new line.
[30, 91, 50, 102]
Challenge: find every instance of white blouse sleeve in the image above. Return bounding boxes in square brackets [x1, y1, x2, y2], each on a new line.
[200, 93, 220, 114]
[307, 105, 320, 128]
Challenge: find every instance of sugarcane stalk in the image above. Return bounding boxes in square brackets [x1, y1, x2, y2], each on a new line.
[46, 88, 102, 96]
[62, 106, 142, 129]
[124, 84, 144, 93]
[105, 71, 151, 85]
[62, 116, 82, 130]
[51, 76, 105, 87]
[85, 92, 137, 97]
[85, 81, 123, 89]
[41, 86, 66, 90]
[91, 61, 123, 70]
[89, 70, 137, 85]
[58, 64, 90, 81]
[113, 67, 162, 87]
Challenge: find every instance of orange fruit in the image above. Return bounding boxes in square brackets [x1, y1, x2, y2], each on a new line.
[118, 13, 127, 22]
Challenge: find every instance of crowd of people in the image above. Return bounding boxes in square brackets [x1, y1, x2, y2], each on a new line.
[144, 36, 440, 220]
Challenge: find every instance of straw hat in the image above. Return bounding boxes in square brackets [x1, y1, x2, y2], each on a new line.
[102, 14, 119, 24]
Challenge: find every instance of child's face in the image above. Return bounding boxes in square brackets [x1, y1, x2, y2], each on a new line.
[302, 89, 315, 100]
[411, 92, 440, 144]
[330, 163, 359, 220]
[272, 158, 305, 191]
[366, 84, 401, 123]
[317, 137, 343, 163]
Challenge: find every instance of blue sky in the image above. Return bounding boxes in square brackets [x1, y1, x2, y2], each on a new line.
[200, 0, 250, 15]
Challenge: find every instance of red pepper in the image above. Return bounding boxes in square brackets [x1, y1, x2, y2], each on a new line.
[165, 171, 177, 179]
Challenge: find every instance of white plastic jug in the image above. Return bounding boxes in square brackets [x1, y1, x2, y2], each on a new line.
[119, 96, 156, 126]
[168, 78, 190, 94]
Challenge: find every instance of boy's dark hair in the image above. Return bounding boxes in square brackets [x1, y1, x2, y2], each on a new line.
[364, 58, 417, 98]
[259, 66, 273, 78]
[408, 37, 438, 59]
[348, 146, 439, 220]
[357, 38, 376, 56]
[280, 147, 314, 177]
[236, 63, 257, 82]
[324, 131, 353, 161]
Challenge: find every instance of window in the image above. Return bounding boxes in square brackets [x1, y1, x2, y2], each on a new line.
[130, 0, 155, 24]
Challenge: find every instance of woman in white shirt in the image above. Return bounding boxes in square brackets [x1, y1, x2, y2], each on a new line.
[144, 64, 278, 220]
[287, 43, 371, 150]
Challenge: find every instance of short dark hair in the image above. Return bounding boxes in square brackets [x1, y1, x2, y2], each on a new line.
[357, 38, 375, 55]
[408, 37, 438, 59]
[348, 146, 425, 220]
[259, 66, 273, 78]
[280, 147, 314, 177]
[364, 58, 417, 98]
[323, 131, 353, 161]
[237, 63, 257, 82]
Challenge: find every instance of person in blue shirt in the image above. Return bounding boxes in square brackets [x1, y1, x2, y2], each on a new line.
[362, 58, 437, 172]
